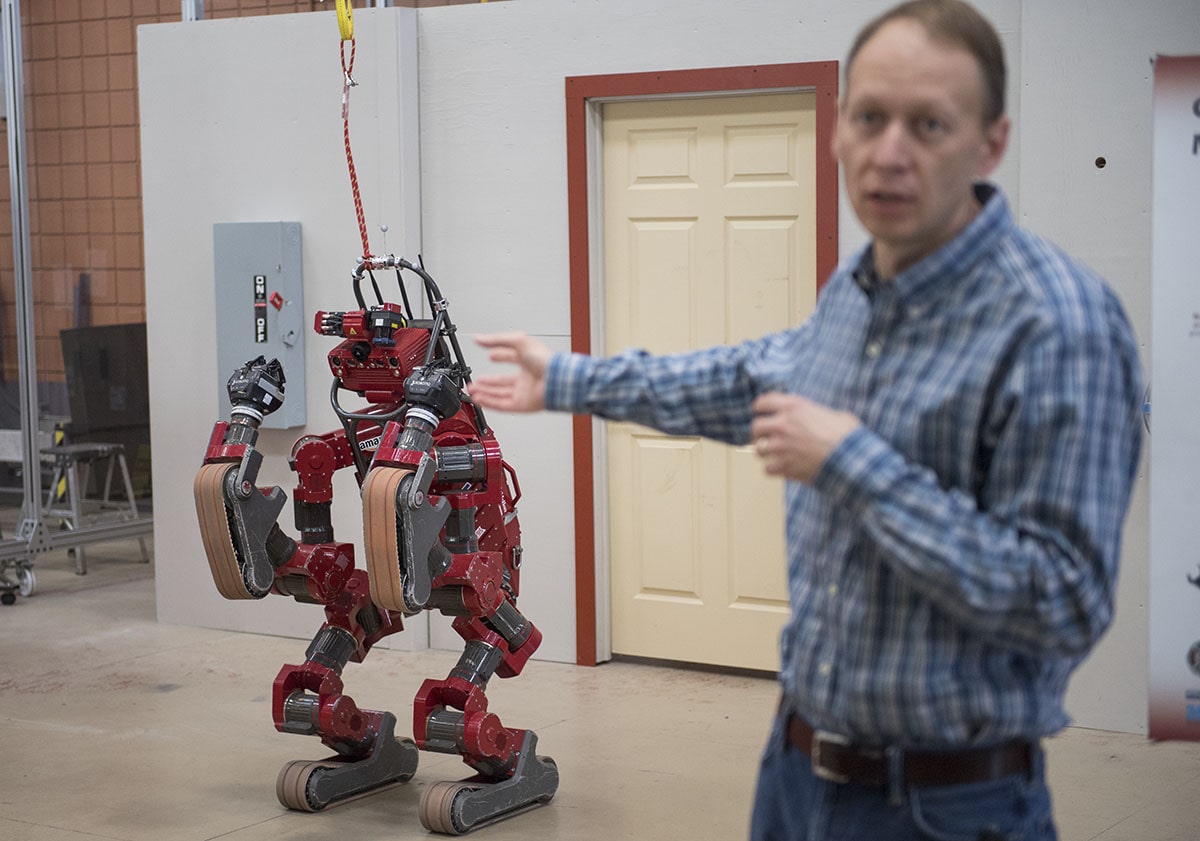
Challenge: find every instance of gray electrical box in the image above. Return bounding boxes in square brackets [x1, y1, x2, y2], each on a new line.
[213, 221, 306, 429]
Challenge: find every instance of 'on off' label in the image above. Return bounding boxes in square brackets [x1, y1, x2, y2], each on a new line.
[254, 274, 268, 343]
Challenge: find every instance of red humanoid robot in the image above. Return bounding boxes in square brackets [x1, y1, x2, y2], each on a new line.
[193, 254, 557, 834]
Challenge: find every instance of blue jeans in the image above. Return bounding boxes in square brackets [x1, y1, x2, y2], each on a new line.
[749, 719, 1057, 841]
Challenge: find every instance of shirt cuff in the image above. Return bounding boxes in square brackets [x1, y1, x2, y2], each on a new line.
[811, 425, 907, 520]
[544, 352, 594, 413]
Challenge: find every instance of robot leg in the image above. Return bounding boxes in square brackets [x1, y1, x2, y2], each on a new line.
[419, 730, 557, 835]
[273, 624, 419, 811]
[413, 626, 558, 834]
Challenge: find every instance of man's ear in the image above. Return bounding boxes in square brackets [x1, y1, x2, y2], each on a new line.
[977, 114, 1010, 179]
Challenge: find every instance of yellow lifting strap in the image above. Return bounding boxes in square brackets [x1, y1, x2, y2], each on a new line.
[335, 0, 354, 41]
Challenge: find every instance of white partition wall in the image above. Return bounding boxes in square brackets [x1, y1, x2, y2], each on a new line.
[1019, 0, 1200, 734]
[140, 9, 429, 649]
[140, 1, 1200, 730]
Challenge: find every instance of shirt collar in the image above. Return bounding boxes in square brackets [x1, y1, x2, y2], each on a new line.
[850, 183, 1013, 305]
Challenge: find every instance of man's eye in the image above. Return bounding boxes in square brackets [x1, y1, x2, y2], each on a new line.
[915, 117, 945, 137]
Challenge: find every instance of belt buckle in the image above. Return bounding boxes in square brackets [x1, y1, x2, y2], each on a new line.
[811, 729, 851, 784]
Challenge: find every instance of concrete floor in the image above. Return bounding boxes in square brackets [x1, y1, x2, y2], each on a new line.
[3, 542, 1200, 841]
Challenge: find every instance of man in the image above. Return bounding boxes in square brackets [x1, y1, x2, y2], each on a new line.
[468, 1, 1143, 838]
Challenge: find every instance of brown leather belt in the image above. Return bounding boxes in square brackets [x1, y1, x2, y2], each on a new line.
[787, 714, 1032, 788]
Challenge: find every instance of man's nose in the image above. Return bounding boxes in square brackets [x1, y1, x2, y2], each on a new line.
[870, 120, 912, 169]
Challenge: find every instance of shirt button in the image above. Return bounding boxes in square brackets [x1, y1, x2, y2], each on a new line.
[865, 340, 883, 358]
[828, 584, 838, 597]
[818, 662, 832, 677]
[908, 305, 924, 318]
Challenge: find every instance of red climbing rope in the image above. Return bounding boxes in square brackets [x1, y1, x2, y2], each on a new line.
[341, 38, 372, 260]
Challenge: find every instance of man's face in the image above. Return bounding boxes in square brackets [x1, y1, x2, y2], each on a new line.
[834, 18, 1009, 277]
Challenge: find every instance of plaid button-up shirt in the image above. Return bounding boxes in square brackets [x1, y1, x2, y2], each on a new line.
[546, 184, 1143, 747]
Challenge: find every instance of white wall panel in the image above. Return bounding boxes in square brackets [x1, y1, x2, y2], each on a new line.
[1020, 0, 1200, 734]
[140, 9, 428, 650]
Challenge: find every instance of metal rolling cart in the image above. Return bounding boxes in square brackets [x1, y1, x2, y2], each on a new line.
[0, 0, 152, 604]
[39, 441, 150, 576]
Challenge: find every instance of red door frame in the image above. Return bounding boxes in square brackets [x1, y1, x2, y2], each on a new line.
[564, 62, 840, 666]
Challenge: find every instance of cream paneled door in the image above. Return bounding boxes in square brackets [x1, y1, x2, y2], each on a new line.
[601, 93, 818, 672]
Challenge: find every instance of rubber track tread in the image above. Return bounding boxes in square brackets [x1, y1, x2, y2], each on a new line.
[362, 466, 413, 613]
[193, 463, 253, 599]
[276, 759, 329, 811]
[419, 781, 474, 835]
[276, 757, 409, 813]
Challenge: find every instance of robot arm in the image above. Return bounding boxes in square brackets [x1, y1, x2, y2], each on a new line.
[363, 366, 461, 613]
[194, 356, 295, 599]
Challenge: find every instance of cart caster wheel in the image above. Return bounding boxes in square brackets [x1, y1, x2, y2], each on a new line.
[1, 591, 15, 606]
[17, 568, 35, 598]
[419, 781, 477, 835]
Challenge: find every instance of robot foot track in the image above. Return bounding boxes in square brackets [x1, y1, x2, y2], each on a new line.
[419, 732, 559, 835]
[194, 463, 252, 599]
[362, 465, 416, 613]
[194, 462, 282, 600]
[276, 712, 419, 812]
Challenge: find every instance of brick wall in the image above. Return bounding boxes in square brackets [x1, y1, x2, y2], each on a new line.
[0, 0, 186, 384]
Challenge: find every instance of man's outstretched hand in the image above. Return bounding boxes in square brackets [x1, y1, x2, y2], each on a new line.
[467, 333, 553, 413]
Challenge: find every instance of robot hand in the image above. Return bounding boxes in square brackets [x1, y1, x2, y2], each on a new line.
[227, 355, 286, 424]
